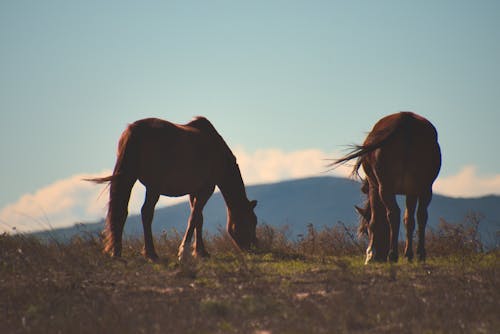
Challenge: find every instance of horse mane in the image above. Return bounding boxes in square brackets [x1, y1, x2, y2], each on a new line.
[187, 116, 217, 132]
[188, 116, 237, 166]
[331, 112, 414, 178]
[187, 117, 251, 209]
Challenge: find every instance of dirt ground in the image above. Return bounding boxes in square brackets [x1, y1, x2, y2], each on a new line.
[1, 229, 498, 334]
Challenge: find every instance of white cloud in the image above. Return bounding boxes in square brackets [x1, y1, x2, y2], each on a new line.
[434, 166, 500, 197]
[234, 147, 351, 184]
[1, 148, 347, 233]
[0, 171, 187, 233]
[2, 148, 498, 234]
[0, 172, 106, 233]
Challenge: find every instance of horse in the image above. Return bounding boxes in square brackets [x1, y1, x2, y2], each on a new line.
[332, 112, 441, 263]
[86, 117, 258, 261]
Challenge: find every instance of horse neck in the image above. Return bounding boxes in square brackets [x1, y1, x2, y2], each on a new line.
[217, 162, 249, 213]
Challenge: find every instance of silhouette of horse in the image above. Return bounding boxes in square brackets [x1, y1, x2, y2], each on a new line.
[86, 117, 258, 261]
[333, 112, 441, 263]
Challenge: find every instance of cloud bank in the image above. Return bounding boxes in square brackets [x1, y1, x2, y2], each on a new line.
[233, 147, 351, 184]
[0, 171, 186, 233]
[433, 166, 500, 198]
[1, 149, 499, 233]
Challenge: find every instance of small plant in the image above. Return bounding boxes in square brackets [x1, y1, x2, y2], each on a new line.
[297, 222, 366, 259]
[427, 211, 486, 258]
[0, 216, 498, 334]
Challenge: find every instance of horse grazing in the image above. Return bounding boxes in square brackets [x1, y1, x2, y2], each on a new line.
[86, 117, 258, 261]
[333, 112, 441, 263]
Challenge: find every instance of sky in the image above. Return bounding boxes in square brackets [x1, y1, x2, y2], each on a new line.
[1, 1, 499, 233]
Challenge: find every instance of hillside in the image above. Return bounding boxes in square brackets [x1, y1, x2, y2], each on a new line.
[33, 176, 500, 247]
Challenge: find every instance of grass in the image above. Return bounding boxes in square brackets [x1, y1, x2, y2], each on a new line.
[0, 221, 498, 334]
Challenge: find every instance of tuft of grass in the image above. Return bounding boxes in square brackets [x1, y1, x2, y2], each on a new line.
[0, 217, 498, 334]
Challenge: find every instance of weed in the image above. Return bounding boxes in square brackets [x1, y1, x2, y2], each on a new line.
[0, 218, 498, 333]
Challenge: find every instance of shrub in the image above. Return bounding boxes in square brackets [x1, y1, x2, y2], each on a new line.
[426, 212, 486, 257]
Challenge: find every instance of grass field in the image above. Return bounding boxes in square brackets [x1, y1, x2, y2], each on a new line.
[1, 220, 498, 334]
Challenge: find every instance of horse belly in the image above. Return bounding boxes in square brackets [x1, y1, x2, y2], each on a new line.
[137, 135, 216, 196]
[139, 167, 211, 197]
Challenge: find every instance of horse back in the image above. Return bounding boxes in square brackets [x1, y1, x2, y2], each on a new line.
[125, 117, 232, 195]
[364, 112, 441, 194]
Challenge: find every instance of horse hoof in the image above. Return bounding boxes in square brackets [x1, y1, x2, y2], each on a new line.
[145, 253, 160, 262]
[192, 249, 210, 259]
[109, 251, 123, 259]
[365, 250, 374, 265]
[417, 250, 426, 262]
[178, 247, 193, 264]
[388, 251, 399, 263]
[104, 246, 122, 258]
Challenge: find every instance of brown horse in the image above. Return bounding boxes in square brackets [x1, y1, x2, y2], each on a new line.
[86, 117, 258, 261]
[333, 112, 441, 263]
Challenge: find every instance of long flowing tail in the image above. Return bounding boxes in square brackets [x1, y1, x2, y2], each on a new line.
[330, 124, 402, 178]
[85, 125, 139, 256]
[84, 175, 115, 184]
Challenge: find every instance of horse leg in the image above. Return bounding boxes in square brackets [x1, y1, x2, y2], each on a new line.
[365, 186, 389, 264]
[177, 195, 197, 262]
[365, 191, 377, 264]
[416, 191, 432, 262]
[193, 216, 209, 258]
[178, 186, 214, 262]
[379, 189, 401, 263]
[404, 195, 417, 261]
[141, 190, 160, 261]
[104, 175, 136, 257]
[192, 186, 214, 258]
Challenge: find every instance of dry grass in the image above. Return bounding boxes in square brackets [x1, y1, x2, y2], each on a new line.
[1, 220, 498, 334]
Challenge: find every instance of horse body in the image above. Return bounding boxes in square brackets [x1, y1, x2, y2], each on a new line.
[134, 118, 221, 196]
[87, 117, 257, 261]
[335, 112, 441, 263]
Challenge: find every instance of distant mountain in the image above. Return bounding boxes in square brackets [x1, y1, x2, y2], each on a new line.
[33, 176, 500, 247]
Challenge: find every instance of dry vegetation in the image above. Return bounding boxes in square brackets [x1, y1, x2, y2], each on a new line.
[1, 218, 498, 334]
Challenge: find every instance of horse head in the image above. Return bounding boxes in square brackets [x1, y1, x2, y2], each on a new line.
[227, 200, 258, 251]
[355, 179, 371, 235]
[355, 204, 370, 236]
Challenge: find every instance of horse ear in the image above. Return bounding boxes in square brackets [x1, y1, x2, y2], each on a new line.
[250, 200, 257, 209]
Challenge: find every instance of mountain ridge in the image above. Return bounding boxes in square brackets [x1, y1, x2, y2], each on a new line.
[32, 176, 500, 247]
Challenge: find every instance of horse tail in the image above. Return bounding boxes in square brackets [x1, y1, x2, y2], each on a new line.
[83, 175, 115, 184]
[85, 124, 140, 256]
[331, 119, 403, 178]
[330, 144, 368, 178]
[329, 142, 381, 179]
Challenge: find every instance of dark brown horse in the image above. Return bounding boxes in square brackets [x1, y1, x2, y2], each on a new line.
[86, 117, 258, 261]
[333, 112, 441, 263]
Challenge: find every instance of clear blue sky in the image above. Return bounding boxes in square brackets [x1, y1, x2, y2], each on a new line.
[1, 1, 499, 215]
